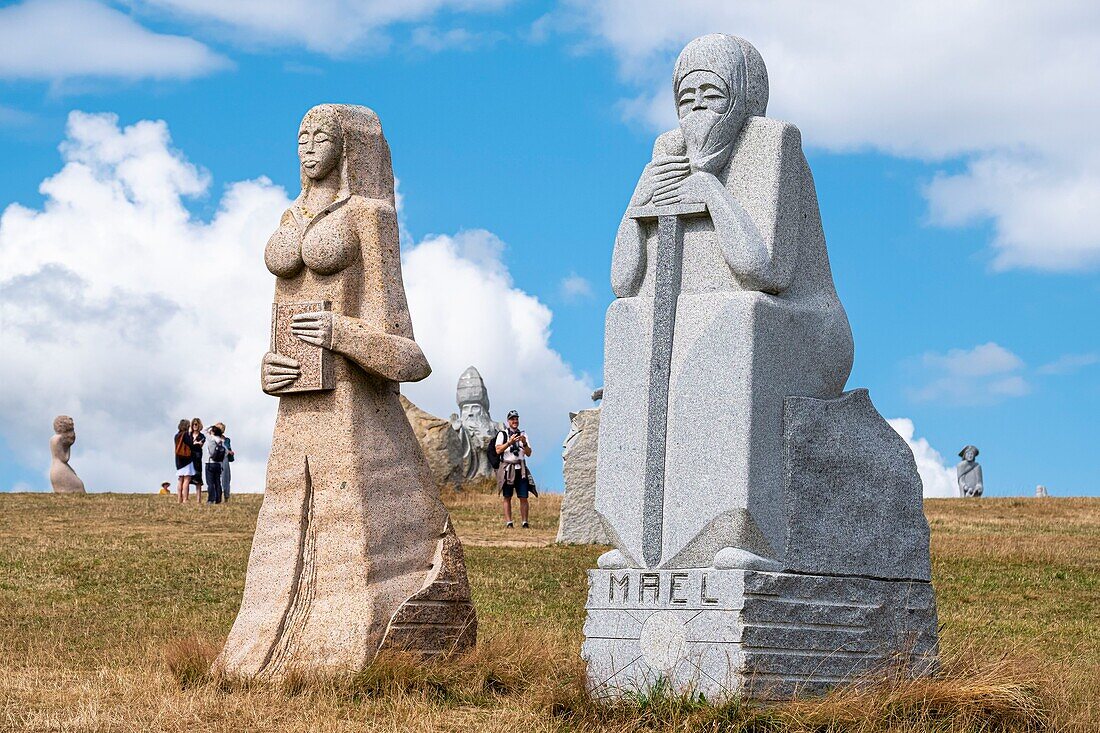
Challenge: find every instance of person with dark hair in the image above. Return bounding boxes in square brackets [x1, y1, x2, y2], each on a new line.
[495, 409, 533, 528]
[189, 418, 205, 501]
[174, 418, 195, 503]
[204, 425, 226, 504]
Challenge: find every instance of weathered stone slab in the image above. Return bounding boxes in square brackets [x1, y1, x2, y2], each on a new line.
[557, 408, 611, 545]
[401, 394, 465, 486]
[782, 389, 932, 581]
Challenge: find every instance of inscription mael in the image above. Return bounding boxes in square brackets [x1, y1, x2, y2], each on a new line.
[270, 300, 335, 393]
[606, 570, 722, 606]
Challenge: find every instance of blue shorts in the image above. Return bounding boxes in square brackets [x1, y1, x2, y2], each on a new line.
[502, 476, 530, 499]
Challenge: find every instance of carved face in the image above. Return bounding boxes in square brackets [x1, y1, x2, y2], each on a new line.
[677, 70, 739, 168]
[298, 111, 342, 181]
[962, 447, 977, 462]
[677, 70, 732, 117]
[459, 402, 494, 435]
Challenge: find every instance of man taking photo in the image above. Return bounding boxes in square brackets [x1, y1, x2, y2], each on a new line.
[495, 409, 533, 528]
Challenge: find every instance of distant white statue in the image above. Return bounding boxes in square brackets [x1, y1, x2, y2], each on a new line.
[956, 445, 984, 498]
[1035, 484, 1049, 498]
[50, 415, 86, 494]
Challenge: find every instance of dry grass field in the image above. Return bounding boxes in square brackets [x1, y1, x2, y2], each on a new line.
[0, 491, 1096, 732]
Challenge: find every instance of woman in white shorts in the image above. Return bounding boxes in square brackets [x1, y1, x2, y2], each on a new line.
[174, 419, 195, 503]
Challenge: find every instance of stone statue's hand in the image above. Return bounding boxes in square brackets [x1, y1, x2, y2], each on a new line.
[291, 311, 333, 349]
[633, 155, 691, 207]
[653, 170, 715, 207]
[262, 351, 300, 393]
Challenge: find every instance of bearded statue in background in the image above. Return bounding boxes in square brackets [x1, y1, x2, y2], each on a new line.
[450, 366, 501, 480]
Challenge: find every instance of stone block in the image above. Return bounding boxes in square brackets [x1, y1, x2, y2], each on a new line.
[557, 408, 611, 545]
[782, 389, 932, 581]
[582, 568, 938, 702]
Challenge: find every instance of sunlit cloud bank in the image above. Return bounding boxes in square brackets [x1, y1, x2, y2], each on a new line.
[0, 111, 589, 492]
[552, 0, 1100, 272]
[887, 418, 958, 498]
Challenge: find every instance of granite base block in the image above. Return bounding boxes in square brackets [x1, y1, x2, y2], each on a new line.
[582, 568, 938, 701]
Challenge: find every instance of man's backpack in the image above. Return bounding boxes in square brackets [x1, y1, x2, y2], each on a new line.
[486, 430, 504, 471]
[174, 433, 191, 459]
[211, 441, 226, 463]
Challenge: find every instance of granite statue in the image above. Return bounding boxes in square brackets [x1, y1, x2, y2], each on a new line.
[216, 104, 476, 680]
[956, 445, 983, 498]
[401, 394, 465, 486]
[49, 415, 85, 494]
[583, 34, 937, 700]
[450, 366, 501, 480]
[557, 400, 610, 545]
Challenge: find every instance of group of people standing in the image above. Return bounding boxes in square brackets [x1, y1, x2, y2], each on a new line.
[173, 418, 234, 504]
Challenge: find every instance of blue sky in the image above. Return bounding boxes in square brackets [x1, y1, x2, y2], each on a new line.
[1, 0, 1097, 496]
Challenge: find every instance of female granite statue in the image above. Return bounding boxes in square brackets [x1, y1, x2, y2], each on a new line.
[596, 35, 854, 570]
[216, 105, 475, 679]
[49, 415, 85, 494]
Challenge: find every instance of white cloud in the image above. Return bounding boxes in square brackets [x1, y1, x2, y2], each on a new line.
[0, 0, 229, 81]
[921, 342, 1023, 378]
[135, 0, 511, 54]
[410, 26, 504, 52]
[555, 0, 1100, 271]
[402, 231, 594, 484]
[887, 418, 958, 498]
[1037, 352, 1099, 376]
[909, 342, 1029, 405]
[559, 272, 594, 302]
[0, 111, 284, 493]
[0, 111, 589, 493]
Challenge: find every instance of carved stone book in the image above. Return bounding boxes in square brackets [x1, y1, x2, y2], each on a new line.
[270, 300, 335, 393]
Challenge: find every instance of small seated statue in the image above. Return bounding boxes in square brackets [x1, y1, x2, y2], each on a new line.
[957, 445, 984, 497]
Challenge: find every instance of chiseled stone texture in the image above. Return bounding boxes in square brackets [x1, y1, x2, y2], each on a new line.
[585, 33, 937, 700]
[451, 366, 501, 480]
[379, 520, 477, 654]
[782, 390, 931, 581]
[216, 104, 475, 681]
[583, 568, 938, 701]
[401, 394, 465, 487]
[596, 33, 854, 570]
[49, 415, 86, 494]
[270, 300, 335, 392]
[557, 408, 611, 545]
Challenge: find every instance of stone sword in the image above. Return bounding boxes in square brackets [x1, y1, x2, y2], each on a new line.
[626, 201, 709, 568]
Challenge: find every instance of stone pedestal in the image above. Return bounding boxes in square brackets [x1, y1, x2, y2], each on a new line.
[583, 568, 938, 701]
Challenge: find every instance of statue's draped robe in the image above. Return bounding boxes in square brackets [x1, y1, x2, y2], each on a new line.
[595, 117, 854, 569]
[957, 461, 983, 498]
[218, 197, 446, 676]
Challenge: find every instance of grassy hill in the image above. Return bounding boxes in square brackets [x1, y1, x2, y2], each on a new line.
[0, 492, 1096, 731]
